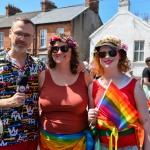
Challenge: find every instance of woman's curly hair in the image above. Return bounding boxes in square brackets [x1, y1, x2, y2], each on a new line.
[90, 49, 130, 77]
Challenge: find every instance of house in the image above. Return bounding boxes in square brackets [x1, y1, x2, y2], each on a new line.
[0, 0, 102, 63]
[89, 0, 150, 77]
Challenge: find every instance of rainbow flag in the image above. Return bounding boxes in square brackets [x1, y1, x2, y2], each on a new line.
[97, 81, 139, 131]
[40, 127, 94, 150]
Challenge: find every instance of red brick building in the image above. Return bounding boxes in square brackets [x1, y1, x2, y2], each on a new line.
[0, 0, 102, 62]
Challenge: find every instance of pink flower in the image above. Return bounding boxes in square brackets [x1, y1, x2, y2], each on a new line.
[50, 34, 78, 49]
[121, 43, 128, 51]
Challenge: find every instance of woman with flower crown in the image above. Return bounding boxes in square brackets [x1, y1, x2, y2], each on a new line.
[38, 34, 94, 150]
[88, 35, 150, 150]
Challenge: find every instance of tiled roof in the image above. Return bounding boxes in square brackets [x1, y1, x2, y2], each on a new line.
[0, 4, 88, 28]
[0, 11, 41, 28]
[32, 5, 88, 24]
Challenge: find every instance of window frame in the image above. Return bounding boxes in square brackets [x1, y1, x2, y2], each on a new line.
[56, 28, 64, 35]
[133, 40, 144, 62]
[0, 32, 4, 50]
[40, 29, 47, 48]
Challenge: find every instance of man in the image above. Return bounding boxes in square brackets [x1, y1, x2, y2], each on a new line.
[0, 18, 46, 150]
[142, 57, 150, 99]
[142, 57, 150, 113]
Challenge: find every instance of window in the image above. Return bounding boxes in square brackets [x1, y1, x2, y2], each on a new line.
[0, 32, 4, 49]
[56, 28, 64, 35]
[134, 41, 144, 61]
[40, 29, 47, 48]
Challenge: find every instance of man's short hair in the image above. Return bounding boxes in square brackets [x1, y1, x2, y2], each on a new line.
[145, 57, 150, 63]
[11, 17, 35, 29]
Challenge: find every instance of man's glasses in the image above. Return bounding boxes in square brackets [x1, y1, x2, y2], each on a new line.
[51, 45, 69, 53]
[13, 31, 34, 41]
[98, 49, 117, 58]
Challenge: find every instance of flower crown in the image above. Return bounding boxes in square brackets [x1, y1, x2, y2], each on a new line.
[50, 34, 78, 49]
[95, 35, 128, 52]
[120, 43, 128, 51]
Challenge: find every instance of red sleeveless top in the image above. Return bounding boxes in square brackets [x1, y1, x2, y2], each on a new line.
[92, 78, 138, 148]
[39, 69, 88, 134]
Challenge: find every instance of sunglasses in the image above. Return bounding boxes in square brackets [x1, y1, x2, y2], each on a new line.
[98, 49, 117, 58]
[51, 45, 69, 53]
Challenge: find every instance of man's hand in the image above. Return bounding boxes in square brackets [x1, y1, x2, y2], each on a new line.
[1, 93, 26, 108]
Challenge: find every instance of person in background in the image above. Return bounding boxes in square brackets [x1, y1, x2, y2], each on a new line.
[142, 57, 150, 100]
[38, 34, 94, 150]
[129, 70, 133, 77]
[6, 47, 11, 52]
[83, 61, 90, 73]
[88, 35, 150, 150]
[0, 18, 46, 150]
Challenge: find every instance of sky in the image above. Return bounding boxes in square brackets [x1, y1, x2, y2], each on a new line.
[0, 0, 150, 23]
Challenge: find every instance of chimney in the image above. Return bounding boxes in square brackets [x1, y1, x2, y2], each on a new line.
[41, 0, 57, 12]
[85, 0, 99, 14]
[118, 0, 130, 12]
[6, 4, 22, 16]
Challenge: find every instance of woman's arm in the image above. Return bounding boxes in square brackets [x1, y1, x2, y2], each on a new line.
[88, 83, 95, 109]
[88, 83, 99, 127]
[38, 70, 46, 115]
[134, 81, 150, 150]
[84, 71, 93, 87]
[38, 70, 46, 91]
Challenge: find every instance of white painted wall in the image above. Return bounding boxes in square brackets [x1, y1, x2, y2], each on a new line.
[89, 1, 150, 78]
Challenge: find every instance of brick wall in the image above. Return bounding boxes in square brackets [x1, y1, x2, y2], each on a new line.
[0, 28, 10, 50]
[35, 22, 72, 55]
[0, 28, 33, 52]
[0, 22, 72, 54]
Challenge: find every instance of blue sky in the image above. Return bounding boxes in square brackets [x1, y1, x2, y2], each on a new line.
[0, 0, 150, 23]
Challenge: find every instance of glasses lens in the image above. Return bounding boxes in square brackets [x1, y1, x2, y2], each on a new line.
[108, 50, 117, 57]
[98, 51, 106, 58]
[14, 32, 32, 41]
[51, 46, 59, 53]
[51, 46, 69, 53]
[14, 32, 22, 38]
[98, 50, 117, 58]
[60, 45, 69, 52]
[24, 33, 32, 41]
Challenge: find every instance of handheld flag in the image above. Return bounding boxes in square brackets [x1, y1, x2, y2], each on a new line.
[97, 80, 139, 131]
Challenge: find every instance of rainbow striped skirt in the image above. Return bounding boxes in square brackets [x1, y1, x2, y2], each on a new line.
[39, 127, 94, 150]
